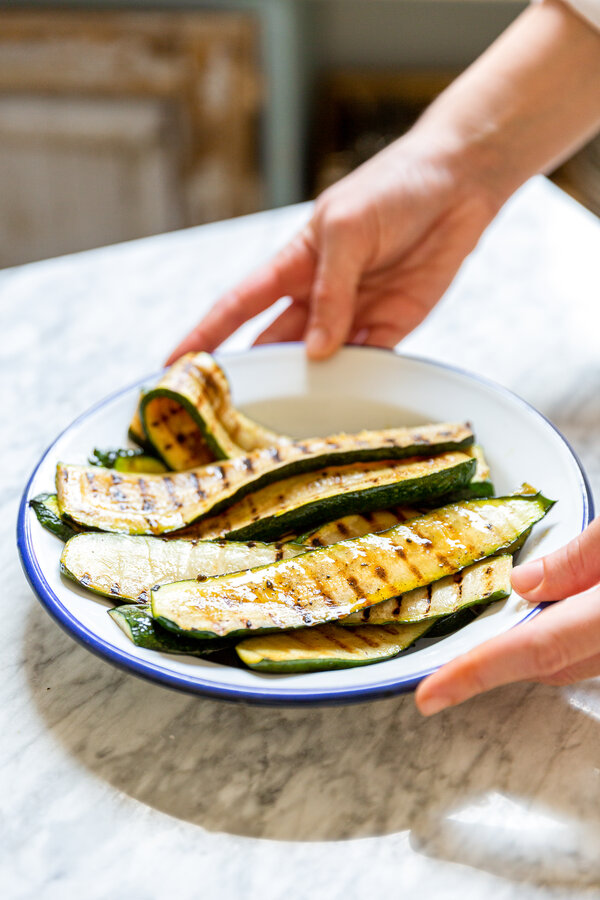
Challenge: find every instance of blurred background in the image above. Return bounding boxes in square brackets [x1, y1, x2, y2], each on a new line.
[1, 0, 598, 268]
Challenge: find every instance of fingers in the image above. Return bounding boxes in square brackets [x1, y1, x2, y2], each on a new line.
[538, 649, 600, 686]
[511, 516, 600, 602]
[415, 586, 600, 715]
[304, 225, 365, 359]
[253, 301, 309, 345]
[165, 233, 316, 364]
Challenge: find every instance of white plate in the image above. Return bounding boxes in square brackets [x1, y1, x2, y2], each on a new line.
[18, 345, 593, 705]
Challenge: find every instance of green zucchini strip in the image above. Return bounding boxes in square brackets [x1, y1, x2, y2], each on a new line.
[150, 492, 553, 640]
[139, 352, 288, 469]
[60, 533, 307, 603]
[56, 421, 474, 535]
[298, 445, 494, 547]
[89, 447, 167, 474]
[237, 621, 434, 673]
[193, 452, 475, 542]
[108, 605, 231, 655]
[30, 493, 80, 542]
[341, 554, 512, 625]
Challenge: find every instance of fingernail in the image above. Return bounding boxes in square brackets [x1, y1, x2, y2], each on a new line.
[511, 559, 544, 594]
[418, 694, 451, 716]
[306, 325, 330, 358]
[350, 327, 370, 346]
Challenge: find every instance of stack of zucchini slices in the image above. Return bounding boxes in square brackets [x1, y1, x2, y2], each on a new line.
[31, 352, 554, 674]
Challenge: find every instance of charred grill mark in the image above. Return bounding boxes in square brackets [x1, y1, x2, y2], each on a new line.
[175, 433, 186, 445]
[85, 472, 97, 493]
[393, 546, 423, 581]
[424, 584, 432, 614]
[337, 522, 350, 537]
[110, 583, 121, 596]
[109, 471, 128, 503]
[164, 476, 183, 509]
[320, 629, 354, 651]
[189, 472, 207, 500]
[268, 447, 282, 462]
[346, 575, 362, 596]
[375, 566, 387, 580]
[216, 465, 226, 480]
[243, 457, 255, 473]
[80, 574, 91, 586]
[361, 606, 372, 622]
[265, 580, 274, 590]
[309, 538, 324, 547]
[275, 550, 284, 561]
[351, 630, 380, 649]
[137, 590, 149, 603]
[138, 478, 156, 513]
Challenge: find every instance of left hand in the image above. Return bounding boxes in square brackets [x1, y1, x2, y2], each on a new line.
[415, 516, 600, 715]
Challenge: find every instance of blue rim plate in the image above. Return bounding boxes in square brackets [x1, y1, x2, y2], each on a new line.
[17, 345, 594, 706]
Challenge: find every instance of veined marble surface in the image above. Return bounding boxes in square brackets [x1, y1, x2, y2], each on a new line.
[2, 177, 600, 899]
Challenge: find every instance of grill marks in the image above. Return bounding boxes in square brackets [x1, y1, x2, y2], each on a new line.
[58, 423, 473, 534]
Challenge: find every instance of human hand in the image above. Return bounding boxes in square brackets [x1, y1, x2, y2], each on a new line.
[415, 516, 600, 715]
[166, 131, 500, 364]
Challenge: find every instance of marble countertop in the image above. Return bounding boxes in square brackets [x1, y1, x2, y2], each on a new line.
[3, 176, 600, 899]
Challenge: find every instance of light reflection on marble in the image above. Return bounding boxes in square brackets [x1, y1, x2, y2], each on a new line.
[3, 177, 600, 899]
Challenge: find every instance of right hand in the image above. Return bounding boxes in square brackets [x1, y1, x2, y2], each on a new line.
[166, 132, 501, 364]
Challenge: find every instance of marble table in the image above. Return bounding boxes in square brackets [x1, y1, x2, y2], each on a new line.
[3, 176, 600, 899]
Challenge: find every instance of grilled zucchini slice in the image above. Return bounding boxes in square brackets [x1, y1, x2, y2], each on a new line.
[56, 421, 474, 535]
[108, 604, 230, 655]
[139, 352, 287, 469]
[151, 492, 553, 640]
[300, 507, 421, 547]
[30, 493, 80, 542]
[341, 554, 512, 625]
[237, 621, 434, 673]
[60, 533, 306, 603]
[193, 452, 475, 541]
[292, 445, 493, 548]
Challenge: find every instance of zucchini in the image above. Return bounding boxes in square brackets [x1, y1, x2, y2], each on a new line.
[139, 352, 288, 469]
[300, 507, 421, 547]
[128, 397, 157, 455]
[194, 452, 476, 542]
[60, 532, 306, 603]
[341, 554, 512, 625]
[89, 447, 167, 474]
[108, 604, 230, 655]
[56, 421, 474, 535]
[30, 493, 80, 542]
[151, 492, 553, 640]
[237, 621, 433, 673]
[298, 445, 493, 547]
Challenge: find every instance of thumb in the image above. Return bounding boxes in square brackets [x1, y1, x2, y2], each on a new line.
[304, 225, 363, 359]
[512, 516, 600, 602]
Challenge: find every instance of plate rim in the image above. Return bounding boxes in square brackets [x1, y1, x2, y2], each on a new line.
[17, 344, 595, 706]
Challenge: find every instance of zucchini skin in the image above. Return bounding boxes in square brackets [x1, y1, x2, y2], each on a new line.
[151, 492, 554, 641]
[219, 454, 476, 542]
[108, 605, 230, 655]
[56, 422, 475, 535]
[89, 447, 167, 474]
[60, 532, 307, 603]
[140, 352, 288, 468]
[30, 493, 80, 542]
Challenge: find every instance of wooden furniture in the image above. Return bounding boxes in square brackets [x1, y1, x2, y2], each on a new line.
[0, 10, 262, 265]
